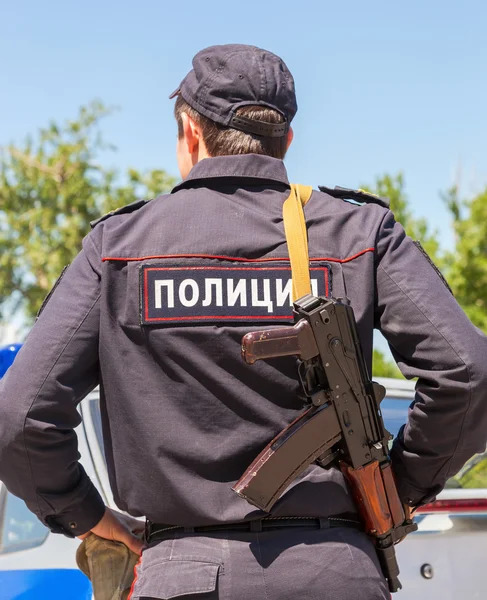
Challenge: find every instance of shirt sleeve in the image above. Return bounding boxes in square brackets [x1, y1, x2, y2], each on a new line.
[0, 229, 106, 537]
[375, 210, 487, 507]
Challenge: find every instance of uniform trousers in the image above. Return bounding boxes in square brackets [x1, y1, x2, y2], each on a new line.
[128, 525, 390, 600]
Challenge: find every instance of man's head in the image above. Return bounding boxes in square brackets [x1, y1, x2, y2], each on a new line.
[171, 44, 297, 178]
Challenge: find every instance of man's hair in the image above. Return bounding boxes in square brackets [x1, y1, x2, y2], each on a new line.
[174, 95, 288, 159]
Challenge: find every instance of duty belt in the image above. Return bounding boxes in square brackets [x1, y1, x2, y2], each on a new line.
[145, 515, 363, 544]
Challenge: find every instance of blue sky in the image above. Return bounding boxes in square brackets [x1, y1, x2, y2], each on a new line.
[1, 0, 486, 345]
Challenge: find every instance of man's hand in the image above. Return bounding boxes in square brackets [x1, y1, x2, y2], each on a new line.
[78, 507, 145, 555]
[403, 503, 412, 520]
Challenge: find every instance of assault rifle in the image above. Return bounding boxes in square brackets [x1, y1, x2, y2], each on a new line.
[233, 294, 417, 593]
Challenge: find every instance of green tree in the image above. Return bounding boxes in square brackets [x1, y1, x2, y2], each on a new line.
[0, 101, 176, 322]
[372, 348, 403, 379]
[443, 185, 487, 330]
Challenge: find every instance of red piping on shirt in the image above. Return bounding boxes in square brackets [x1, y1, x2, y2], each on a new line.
[102, 248, 374, 264]
[144, 314, 301, 322]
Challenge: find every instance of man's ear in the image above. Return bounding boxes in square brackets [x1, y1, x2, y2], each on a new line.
[181, 112, 201, 155]
[286, 126, 294, 150]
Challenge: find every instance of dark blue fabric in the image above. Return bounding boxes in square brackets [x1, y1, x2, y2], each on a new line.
[132, 527, 389, 600]
[1, 153, 487, 539]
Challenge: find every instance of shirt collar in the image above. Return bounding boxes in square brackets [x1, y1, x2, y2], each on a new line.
[171, 154, 290, 192]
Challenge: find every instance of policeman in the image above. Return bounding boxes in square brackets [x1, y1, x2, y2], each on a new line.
[1, 44, 487, 600]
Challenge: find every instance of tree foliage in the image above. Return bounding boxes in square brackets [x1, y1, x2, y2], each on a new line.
[0, 101, 176, 321]
[443, 185, 487, 330]
[372, 349, 403, 379]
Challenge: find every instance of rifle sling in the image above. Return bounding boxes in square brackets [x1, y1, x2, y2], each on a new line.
[283, 184, 313, 301]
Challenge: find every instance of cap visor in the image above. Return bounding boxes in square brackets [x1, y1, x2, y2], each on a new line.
[169, 87, 180, 100]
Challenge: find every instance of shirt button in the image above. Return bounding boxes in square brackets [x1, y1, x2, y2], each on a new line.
[69, 521, 77, 529]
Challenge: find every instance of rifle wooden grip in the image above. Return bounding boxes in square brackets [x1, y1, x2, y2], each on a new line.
[381, 462, 405, 528]
[340, 461, 396, 536]
[242, 327, 300, 364]
[242, 319, 318, 364]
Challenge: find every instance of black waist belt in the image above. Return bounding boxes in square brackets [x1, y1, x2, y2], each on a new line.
[146, 516, 363, 544]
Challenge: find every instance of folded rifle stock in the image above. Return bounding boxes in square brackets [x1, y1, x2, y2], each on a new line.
[233, 294, 417, 593]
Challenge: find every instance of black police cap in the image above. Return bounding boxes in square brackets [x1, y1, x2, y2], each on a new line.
[170, 44, 297, 138]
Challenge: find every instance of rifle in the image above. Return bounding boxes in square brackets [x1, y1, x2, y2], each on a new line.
[233, 294, 417, 593]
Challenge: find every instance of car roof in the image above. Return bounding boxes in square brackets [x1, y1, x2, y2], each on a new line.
[376, 377, 415, 399]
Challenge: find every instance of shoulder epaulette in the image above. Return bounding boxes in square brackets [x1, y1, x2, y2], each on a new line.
[318, 185, 390, 209]
[90, 199, 151, 229]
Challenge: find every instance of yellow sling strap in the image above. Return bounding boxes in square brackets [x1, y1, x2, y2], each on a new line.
[283, 184, 313, 301]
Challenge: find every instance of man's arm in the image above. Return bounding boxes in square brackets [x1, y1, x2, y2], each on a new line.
[375, 211, 487, 508]
[0, 230, 105, 538]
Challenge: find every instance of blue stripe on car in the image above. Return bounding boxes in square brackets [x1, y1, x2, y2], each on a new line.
[0, 569, 92, 600]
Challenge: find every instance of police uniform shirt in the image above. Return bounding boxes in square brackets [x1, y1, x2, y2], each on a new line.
[1, 153, 487, 537]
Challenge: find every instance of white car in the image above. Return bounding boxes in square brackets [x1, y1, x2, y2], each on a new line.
[380, 378, 487, 599]
[0, 379, 486, 599]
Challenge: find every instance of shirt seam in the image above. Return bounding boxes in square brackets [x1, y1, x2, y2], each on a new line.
[255, 531, 270, 600]
[373, 209, 392, 327]
[22, 292, 101, 519]
[378, 263, 473, 480]
[85, 232, 103, 277]
[101, 249, 375, 264]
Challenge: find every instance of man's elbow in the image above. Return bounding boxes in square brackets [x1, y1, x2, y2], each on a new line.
[452, 339, 487, 469]
[0, 410, 27, 482]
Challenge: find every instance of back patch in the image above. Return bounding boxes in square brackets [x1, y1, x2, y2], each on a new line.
[139, 263, 332, 324]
